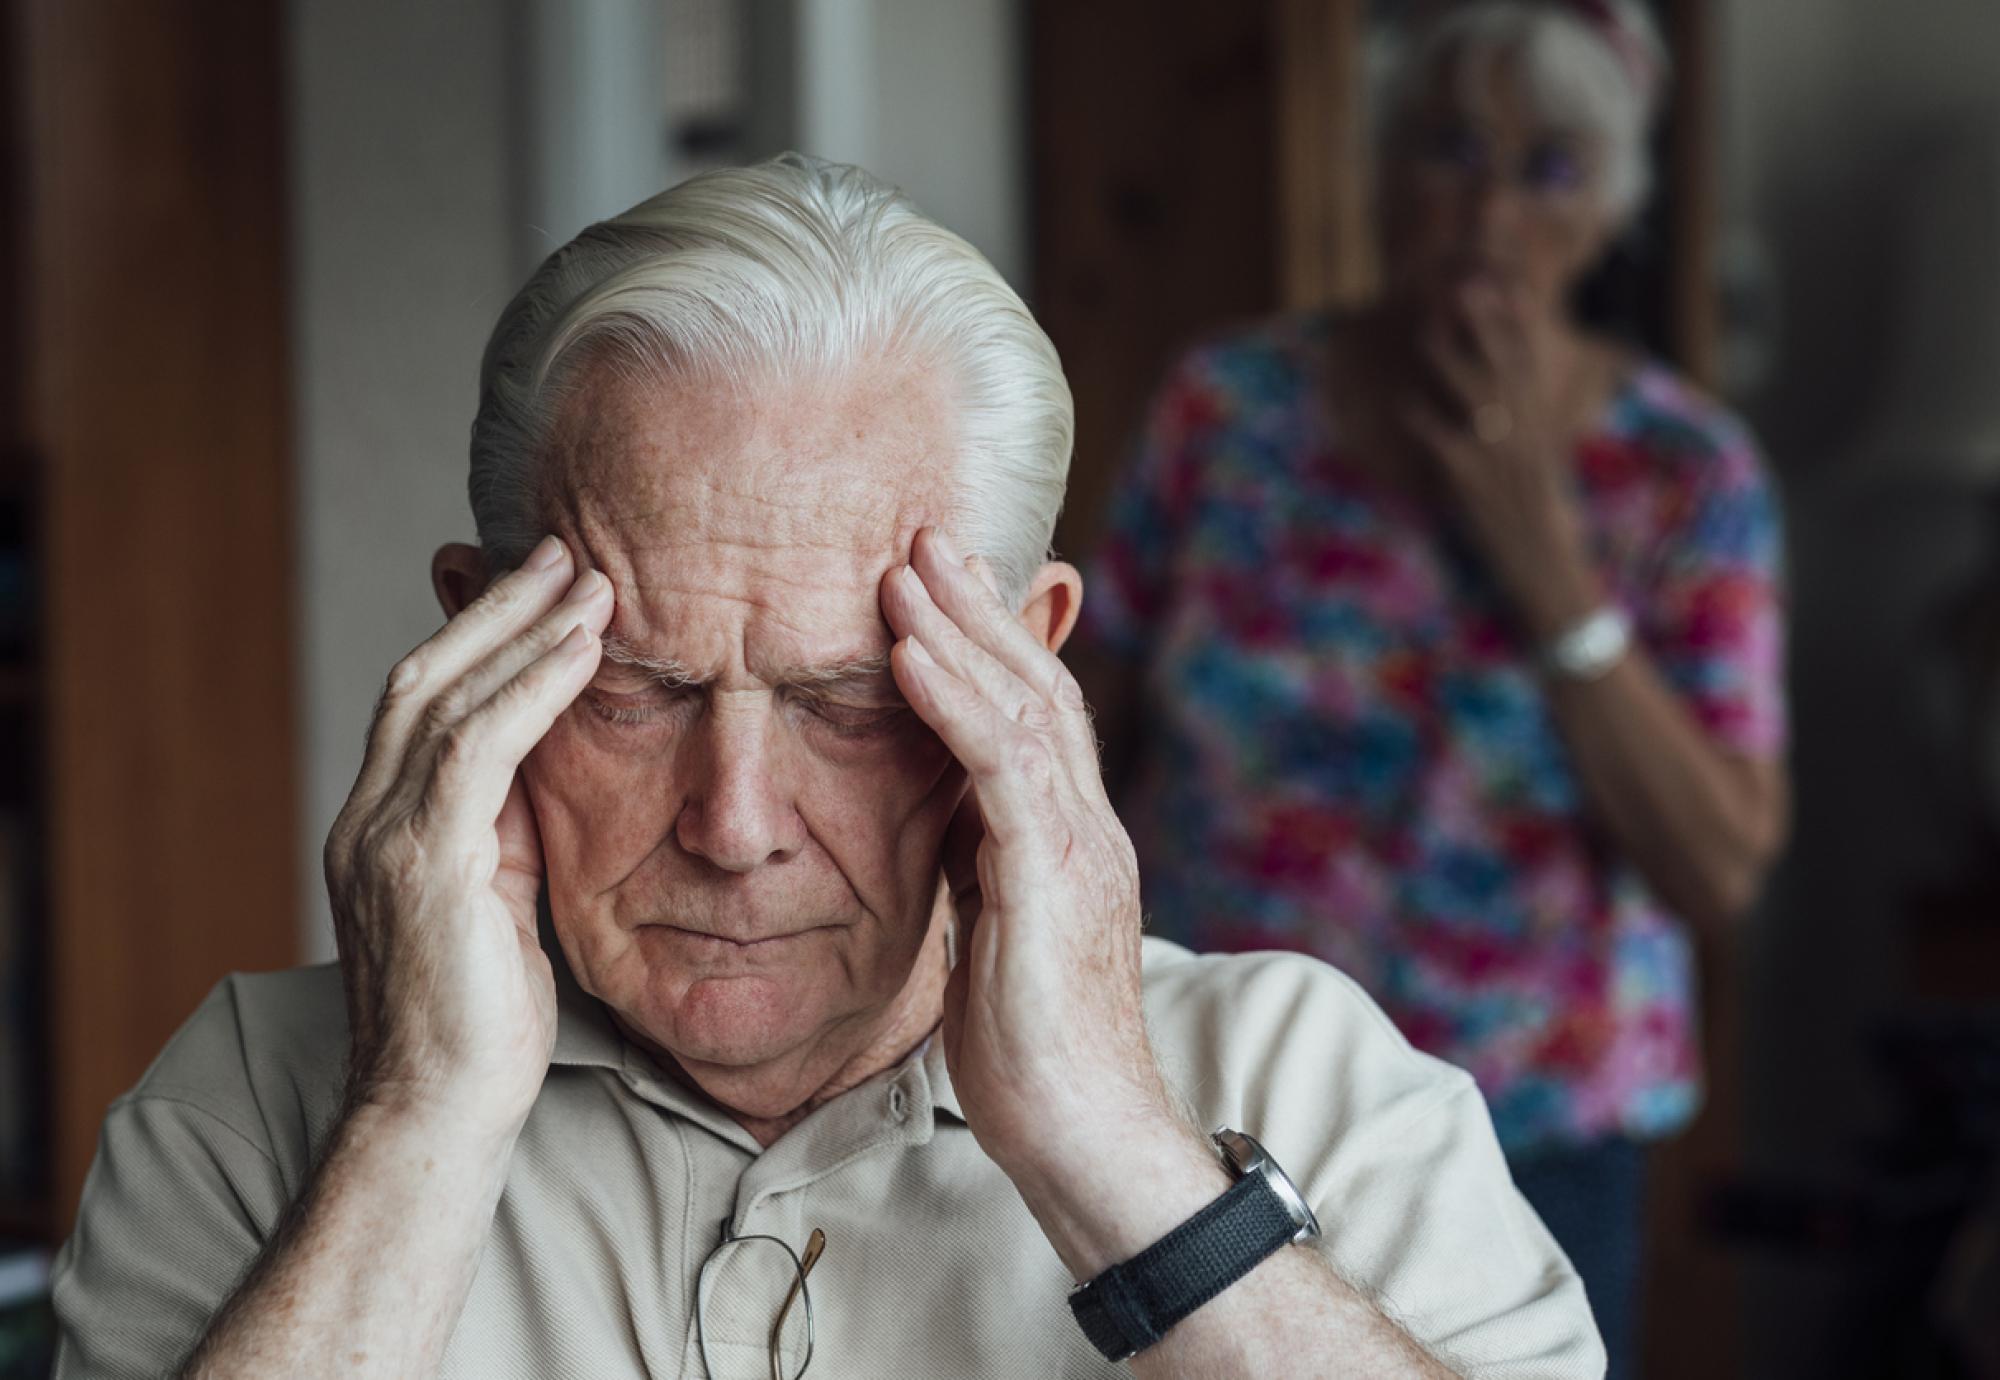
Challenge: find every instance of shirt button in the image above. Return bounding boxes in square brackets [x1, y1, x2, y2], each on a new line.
[888, 1086, 908, 1120]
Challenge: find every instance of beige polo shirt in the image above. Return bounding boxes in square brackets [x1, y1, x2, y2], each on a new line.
[52, 939, 1604, 1378]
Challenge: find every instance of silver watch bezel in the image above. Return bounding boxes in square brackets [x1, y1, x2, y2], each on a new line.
[1212, 1127, 1321, 1244]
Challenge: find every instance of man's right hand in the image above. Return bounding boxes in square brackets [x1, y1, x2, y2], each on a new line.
[178, 536, 611, 1378]
[323, 534, 610, 1140]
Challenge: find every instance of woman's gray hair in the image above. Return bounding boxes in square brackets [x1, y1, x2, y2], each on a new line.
[1375, 0, 1669, 223]
[468, 153, 1073, 606]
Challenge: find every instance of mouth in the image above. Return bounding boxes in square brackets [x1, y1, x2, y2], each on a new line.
[643, 924, 832, 954]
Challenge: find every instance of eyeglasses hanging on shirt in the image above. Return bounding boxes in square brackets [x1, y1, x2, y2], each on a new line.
[694, 1223, 828, 1380]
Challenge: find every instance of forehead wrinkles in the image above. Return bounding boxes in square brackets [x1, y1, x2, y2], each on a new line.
[542, 362, 956, 673]
[548, 361, 954, 548]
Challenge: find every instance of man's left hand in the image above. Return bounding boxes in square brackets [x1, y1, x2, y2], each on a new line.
[880, 527, 1194, 1213]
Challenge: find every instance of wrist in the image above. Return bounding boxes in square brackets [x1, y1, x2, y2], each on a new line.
[1065, 1130, 1323, 1363]
[193, 1078, 522, 1375]
[1540, 603, 1633, 683]
[345, 1037, 547, 1141]
[339, 1083, 528, 1179]
[1510, 542, 1604, 645]
[1004, 1107, 1231, 1279]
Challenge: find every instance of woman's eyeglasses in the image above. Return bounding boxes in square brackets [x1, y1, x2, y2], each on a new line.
[1408, 121, 1595, 202]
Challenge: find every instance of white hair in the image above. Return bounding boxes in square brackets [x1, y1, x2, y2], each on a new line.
[468, 153, 1073, 606]
[1376, 0, 1669, 223]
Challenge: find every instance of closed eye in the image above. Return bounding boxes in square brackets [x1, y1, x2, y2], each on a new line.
[796, 697, 912, 738]
[583, 685, 697, 728]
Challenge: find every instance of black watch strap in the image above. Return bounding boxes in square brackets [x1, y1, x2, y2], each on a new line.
[1067, 1169, 1302, 1361]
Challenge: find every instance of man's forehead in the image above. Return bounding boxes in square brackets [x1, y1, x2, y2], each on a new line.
[545, 361, 954, 672]
[551, 363, 951, 540]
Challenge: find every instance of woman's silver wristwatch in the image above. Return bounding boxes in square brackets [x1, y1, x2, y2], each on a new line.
[1541, 604, 1633, 681]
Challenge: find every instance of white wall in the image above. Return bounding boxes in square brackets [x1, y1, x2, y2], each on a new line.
[288, 0, 523, 960]
[794, 0, 1027, 289]
[516, 0, 682, 262]
[1719, 0, 2000, 470]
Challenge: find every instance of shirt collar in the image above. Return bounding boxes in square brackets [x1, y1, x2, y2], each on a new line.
[920, 1033, 966, 1123]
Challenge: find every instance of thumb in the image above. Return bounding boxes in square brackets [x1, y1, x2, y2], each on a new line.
[942, 792, 985, 927]
[941, 932, 973, 1071]
[493, 772, 547, 935]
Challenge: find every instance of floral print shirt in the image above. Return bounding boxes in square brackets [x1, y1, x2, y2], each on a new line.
[1081, 314, 1787, 1153]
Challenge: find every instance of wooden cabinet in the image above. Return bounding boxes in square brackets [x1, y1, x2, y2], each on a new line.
[4, 0, 300, 1239]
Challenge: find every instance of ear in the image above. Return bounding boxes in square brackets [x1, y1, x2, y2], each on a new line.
[432, 542, 489, 619]
[1013, 560, 1084, 655]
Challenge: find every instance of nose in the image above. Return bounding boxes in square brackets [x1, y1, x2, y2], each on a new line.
[674, 705, 805, 873]
[1465, 169, 1519, 247]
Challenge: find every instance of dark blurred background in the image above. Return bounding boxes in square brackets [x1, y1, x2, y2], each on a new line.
[3, 1, 1999, 1376]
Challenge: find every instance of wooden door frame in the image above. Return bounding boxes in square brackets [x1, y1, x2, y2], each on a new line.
[17, 0, 300, 1230]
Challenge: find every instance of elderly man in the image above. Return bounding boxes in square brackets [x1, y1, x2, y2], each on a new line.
[52, 155, 1603, 1379]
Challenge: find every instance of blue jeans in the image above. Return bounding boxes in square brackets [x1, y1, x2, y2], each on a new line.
[1506, 1139, 1650, 1379]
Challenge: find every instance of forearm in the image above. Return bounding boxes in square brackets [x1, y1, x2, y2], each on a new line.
[1545, 645, 1784, 931]
[1130, 1242, 1455, 1379]
[180, 1099, 518, 1378]
[1503, 542, 1783, 932]
[1010, 1115, 1454, 1379]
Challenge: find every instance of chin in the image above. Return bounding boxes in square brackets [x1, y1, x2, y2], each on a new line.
[652, 969, 833, 1068]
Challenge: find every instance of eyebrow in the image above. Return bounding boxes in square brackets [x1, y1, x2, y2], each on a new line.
[597, 634, 894, 691]
[597, 635, 702, 686]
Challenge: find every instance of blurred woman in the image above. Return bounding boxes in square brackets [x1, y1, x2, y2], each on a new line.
[1074, 2, 1787, 1371]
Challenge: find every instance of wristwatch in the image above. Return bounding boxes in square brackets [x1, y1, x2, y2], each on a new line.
[1541, 604, 1632, 682]
[1067, 1129, 1321, 1362]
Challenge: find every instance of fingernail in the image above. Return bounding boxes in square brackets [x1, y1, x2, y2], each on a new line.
[556, 623, 593, 656]
[904, 636, 938, 669]
[929, 526, 960, 561]
[564, 569, 609, 605]
[525, 535, 565, 571]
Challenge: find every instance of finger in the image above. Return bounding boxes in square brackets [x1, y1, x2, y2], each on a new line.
[906, 528, 1100, 769]
[941, 794, 985, 925]
[940, 907, 974, 1068]
[491, 773, 546, 934]
[421, 621, 604, 848]
[358, 535, 576, 800]
[891, 636, 1063, 850]
[884, 556, 1106, 803]
[1420, 316, 1491, 416]
[884, 560, 1088, 796]
[881, 561, 1046, 731]
[413, 569, 614, 748]
[1400, 396, 1480, 481]
[1459, 286, 1531, 386]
